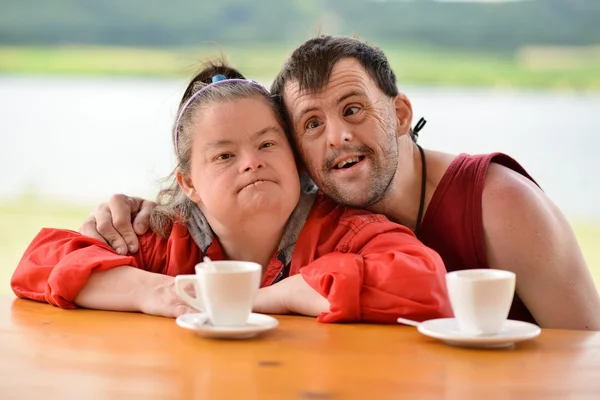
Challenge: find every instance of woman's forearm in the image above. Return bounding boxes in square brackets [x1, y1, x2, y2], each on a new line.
[76, 266, 330, 317]
[74, 266, 163, 312]
[253, 274, 330, 317]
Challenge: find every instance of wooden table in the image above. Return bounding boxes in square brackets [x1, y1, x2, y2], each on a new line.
[1, 296, 600, 399]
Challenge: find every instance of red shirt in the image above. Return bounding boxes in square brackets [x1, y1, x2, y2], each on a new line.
[420, 153, 538, 323]
[11, 193, 452, 324]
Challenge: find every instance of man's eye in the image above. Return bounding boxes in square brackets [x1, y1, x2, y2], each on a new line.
[344, 106, 361, 116]
[306, 120, 320, 130]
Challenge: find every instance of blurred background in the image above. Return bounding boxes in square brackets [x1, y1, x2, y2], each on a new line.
[1, 0, 599, 294]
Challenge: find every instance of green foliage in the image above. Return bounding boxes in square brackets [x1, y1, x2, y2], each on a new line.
[328, 0, 600, 51]
[0, 0, 316, 46]
[2, 43, 599, 90]
[0, 0, 599, 51]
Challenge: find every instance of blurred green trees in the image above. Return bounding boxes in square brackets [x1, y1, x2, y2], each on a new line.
[0, 0, 598, 51]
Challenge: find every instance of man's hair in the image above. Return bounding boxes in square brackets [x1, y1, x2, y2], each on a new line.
[270, 35, 398, 99]
[270, 35, 417, 141]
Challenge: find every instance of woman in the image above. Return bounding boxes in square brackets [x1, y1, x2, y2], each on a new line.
[11, 61, 451, 323]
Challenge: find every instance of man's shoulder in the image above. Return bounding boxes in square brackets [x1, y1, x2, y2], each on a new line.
[481, 161, 555, 248]
[422, 150, 544, 254]
[430, 150, 539, 209]
[482, 161, 542, 210]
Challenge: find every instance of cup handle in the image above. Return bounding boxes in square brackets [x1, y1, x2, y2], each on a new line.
[174, 275, 204, 311]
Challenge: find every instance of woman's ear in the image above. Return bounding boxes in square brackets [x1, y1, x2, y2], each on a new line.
[392, 92, 414, 138]
[176, 168, 201, 203]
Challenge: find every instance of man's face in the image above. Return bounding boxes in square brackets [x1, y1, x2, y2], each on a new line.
[283, 58, 400, 207]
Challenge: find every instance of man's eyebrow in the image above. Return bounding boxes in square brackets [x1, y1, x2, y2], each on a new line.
[203, 125, 280, 149]
[293, 90, 366, 126]
[294, 106, 319, 126]
[336, 90, 365, 105]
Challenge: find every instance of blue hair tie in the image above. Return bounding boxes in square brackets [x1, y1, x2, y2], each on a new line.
[211, 74, 227, 83]
[174, 77, 270, 154]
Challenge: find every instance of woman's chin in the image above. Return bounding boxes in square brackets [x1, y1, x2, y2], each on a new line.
[239, 193, 288, 216]
[244, 198, 281, 214]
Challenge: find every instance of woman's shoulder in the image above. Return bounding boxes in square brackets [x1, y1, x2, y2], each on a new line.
[138, 222, 201, 275]
[304, 192, 412, 247]
[310, 192, 394, 227]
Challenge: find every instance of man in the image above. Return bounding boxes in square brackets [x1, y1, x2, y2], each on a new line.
[81, 36, 600, 330]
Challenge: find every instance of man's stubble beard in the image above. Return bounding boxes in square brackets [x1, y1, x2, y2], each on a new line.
[314, 120, 399, 209]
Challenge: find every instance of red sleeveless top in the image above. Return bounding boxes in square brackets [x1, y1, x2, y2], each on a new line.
[419, 153, 538, 324]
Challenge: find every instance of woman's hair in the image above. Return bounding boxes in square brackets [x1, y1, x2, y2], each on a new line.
[149, 60, 287, 237]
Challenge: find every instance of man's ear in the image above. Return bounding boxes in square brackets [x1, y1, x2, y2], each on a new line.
[175, 168, 201, 203]
[392, 92, 413, 138]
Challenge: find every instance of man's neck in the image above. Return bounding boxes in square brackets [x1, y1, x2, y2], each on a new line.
[368, 144, 456, 232]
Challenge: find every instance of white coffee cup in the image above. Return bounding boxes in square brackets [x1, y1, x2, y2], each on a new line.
[174, 260, 262, 327]
[446, 269, 516, 335]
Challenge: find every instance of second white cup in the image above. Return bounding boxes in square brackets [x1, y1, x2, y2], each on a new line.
[174, 260, 262, 327]
[446, 269, 516, 335]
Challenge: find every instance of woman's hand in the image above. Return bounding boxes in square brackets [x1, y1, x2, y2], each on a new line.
[137, 273, 197, 318]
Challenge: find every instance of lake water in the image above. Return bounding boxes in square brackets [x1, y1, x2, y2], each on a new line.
[1, 75, 599, 221]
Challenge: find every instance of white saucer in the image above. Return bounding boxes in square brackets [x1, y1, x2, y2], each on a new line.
[415, 318, 541, 349]
[176, 313, 279, 339]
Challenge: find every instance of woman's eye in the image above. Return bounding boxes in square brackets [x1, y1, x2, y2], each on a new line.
[260, 142, 274, 149]
[344, 106, 361, 116]
[216, 153, 232, 161]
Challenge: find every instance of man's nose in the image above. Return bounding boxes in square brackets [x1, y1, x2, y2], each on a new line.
[326, 118, 353, 148]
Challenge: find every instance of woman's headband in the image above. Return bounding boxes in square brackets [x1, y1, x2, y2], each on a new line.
[173, 74, 270, 154]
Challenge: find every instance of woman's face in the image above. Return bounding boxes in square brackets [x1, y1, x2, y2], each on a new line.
[178, 96, 301, 231]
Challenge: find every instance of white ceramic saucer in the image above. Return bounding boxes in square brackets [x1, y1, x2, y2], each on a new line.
[176, 313, 279, 339]
[415, 318, 541, 349]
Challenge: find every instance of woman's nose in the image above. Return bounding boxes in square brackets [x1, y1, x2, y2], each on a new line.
[241, 151, 264, 172]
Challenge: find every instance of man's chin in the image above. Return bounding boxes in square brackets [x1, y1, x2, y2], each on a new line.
[327, 187, 383, 209]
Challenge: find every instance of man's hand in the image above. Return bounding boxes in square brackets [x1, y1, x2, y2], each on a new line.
[79, 194, 157, 255]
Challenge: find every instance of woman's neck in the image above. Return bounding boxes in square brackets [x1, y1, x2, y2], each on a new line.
[213, 219, 287, 270]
